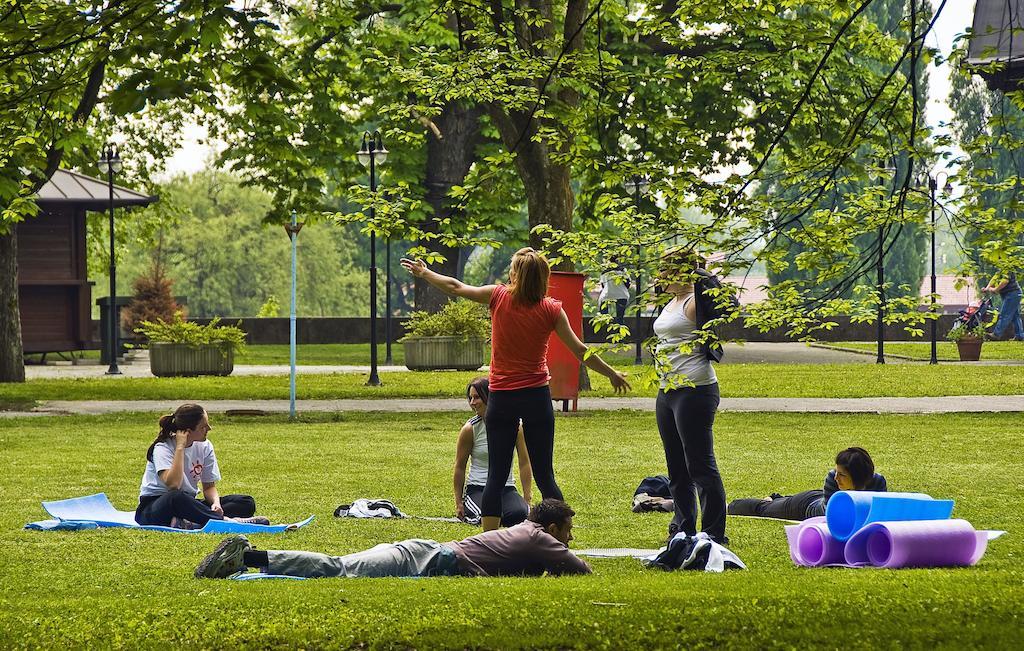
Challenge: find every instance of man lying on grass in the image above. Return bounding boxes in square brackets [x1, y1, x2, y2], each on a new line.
[196, 498, 591, 579]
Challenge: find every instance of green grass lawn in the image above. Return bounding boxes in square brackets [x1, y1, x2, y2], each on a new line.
[6, 363, 1024, 403]
[828, 341, 1024, 361]
[0, 411, 1020, 648]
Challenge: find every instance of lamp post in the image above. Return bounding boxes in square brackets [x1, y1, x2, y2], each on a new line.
[385, 235, 393, 365]
[927, 173, 953, 365]
[358, 131, 388, 386]
[98, 143, 122, 375]
[284, 210, 304, 420]
[625, 174, 649, 365]
[875, 166, 896, 365]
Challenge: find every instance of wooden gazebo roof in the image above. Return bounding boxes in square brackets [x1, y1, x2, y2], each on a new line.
[35, 169, 158, 210]
[967, 0, 1024, 91]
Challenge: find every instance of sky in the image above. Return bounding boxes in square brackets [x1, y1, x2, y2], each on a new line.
[162, 1, 979, 178]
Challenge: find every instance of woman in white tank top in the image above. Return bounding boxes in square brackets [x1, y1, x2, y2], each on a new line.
[453, 378, 533, 526]
[651, 248, 728, 546]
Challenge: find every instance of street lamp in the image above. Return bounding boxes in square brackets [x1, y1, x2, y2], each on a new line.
[98, 143, 122, 375]
[875, 165, 896, 365]
[927, 172, 953, 365]
[358, 130, 388, 386]
[624, 174, 649, 365]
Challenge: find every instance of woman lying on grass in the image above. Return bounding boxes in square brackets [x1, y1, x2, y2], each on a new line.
[135, 403, 269, 529]
[727, 447, 887, 521]
[454, 377, 532, 526]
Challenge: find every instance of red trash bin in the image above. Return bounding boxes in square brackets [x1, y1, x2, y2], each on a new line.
[546, 271, 586, 411]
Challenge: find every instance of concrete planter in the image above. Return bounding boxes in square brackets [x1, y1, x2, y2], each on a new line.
[955, 337, 983, 362]
[149, 342, 235, 377]
[403, 336, 487, 371]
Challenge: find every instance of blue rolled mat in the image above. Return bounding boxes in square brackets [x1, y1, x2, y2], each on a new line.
[32, 493, 314, 534]
[825, 491, 954, 542]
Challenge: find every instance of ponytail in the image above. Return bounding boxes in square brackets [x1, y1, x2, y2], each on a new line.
[146, 404, 206, 461]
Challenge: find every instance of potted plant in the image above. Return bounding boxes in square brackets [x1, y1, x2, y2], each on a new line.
[401, 300, 490, 371]
[946, 323, 987, 362]
[135, 312, 247, 377]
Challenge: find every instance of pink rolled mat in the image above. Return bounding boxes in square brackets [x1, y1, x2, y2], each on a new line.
[785, 517, 992, 569]
[843, 520, 989, 568]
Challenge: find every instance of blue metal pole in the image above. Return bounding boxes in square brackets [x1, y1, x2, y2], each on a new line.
[289, 209, 298, 420]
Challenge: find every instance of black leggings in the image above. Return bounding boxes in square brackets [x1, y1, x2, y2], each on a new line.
[482, 385, 560, 518]
[728, 490, 823, 521]
[135, 491, 256, 526]
[655, 383, 727, 543]
[464, 485, 529, 527]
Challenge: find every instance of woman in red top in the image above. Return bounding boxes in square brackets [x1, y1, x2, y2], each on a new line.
[402, 248, 630, 530]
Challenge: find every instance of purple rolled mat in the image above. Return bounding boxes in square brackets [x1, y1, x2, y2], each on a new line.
[785, 517, 851, 567]
[843, 519, 989, 569]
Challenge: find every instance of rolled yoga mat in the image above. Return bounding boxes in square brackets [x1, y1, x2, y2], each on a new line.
[842, 519, 990, 568]
[825, 491, 954, 542]
[785, 517, 847, 567]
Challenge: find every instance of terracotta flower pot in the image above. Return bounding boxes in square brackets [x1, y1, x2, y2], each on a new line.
[955, 336, 983, 362]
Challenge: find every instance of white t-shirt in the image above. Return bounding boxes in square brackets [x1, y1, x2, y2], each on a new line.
[139, 439, 221, 498]
[599, 271, 630, 302]
[466, 415, 516, 488]
[652, 295, 716, 389]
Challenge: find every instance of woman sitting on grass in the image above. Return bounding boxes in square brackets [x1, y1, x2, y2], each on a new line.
[455, 377, 532, 526]
[727, 447, 887, 521]
[135, 403, 268, 529]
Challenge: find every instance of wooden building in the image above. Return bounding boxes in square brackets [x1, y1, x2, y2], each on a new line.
[18, 169, 156, 354]
[968, 0, 1024, 91]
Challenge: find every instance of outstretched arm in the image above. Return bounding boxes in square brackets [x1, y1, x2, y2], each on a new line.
[401, 258, 495, 305]
[553, 310, 631, 393]
[453, 424, 474, 520]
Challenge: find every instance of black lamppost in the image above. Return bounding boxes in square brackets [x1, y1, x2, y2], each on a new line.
[927, 172, 953, 365]
[358, 130, 388, 386]
[98, 143, 122, 375]
[875, 166, 896, 365]
[625, 174, 649, 365]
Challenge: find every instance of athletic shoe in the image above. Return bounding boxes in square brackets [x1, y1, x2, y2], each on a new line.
[232, 516, 270, 526]
[195, 535, 251, 579]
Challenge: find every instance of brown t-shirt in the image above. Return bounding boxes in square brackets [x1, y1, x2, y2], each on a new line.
[444, 521, 592, 577]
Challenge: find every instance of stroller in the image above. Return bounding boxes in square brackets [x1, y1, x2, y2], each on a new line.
[950, 297, 994, 336]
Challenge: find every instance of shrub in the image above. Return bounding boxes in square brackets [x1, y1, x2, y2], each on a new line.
[402, 300, 490, 340]
[258, 295, 281, 318]
[135, 311, 247, 355]
[122, 263, 183, 339]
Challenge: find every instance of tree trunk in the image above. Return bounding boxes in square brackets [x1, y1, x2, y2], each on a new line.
[0, 229, 25, 382]
[416, 102, 484, 311]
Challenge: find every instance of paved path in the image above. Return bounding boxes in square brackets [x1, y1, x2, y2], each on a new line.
[8, 395, 1024, 417]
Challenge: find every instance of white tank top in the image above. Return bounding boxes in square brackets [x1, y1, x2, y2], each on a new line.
[652, 295, 717, 389]
[466, 416, 516, 488]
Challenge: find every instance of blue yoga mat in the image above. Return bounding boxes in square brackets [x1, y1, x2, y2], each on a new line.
[233, 573, 307, 581]
[26, 493, 314, 534]
[825, 491, 955, 542]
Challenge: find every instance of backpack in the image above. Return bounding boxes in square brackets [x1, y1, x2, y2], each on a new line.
[693, 269, 739, 363]
[694, 269, 740, 322]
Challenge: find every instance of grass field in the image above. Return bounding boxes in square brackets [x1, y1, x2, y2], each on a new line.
[0, 411, 1020, 648]
[6, 363, 1024, 404]
[828, 341, 1024, 361]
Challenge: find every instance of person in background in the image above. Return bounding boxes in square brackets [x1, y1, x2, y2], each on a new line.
[455, 377, 532, 526]
[983, 270, 1023, 341]
[598, 257, 630, 326]
[727, 447, 888, 521]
